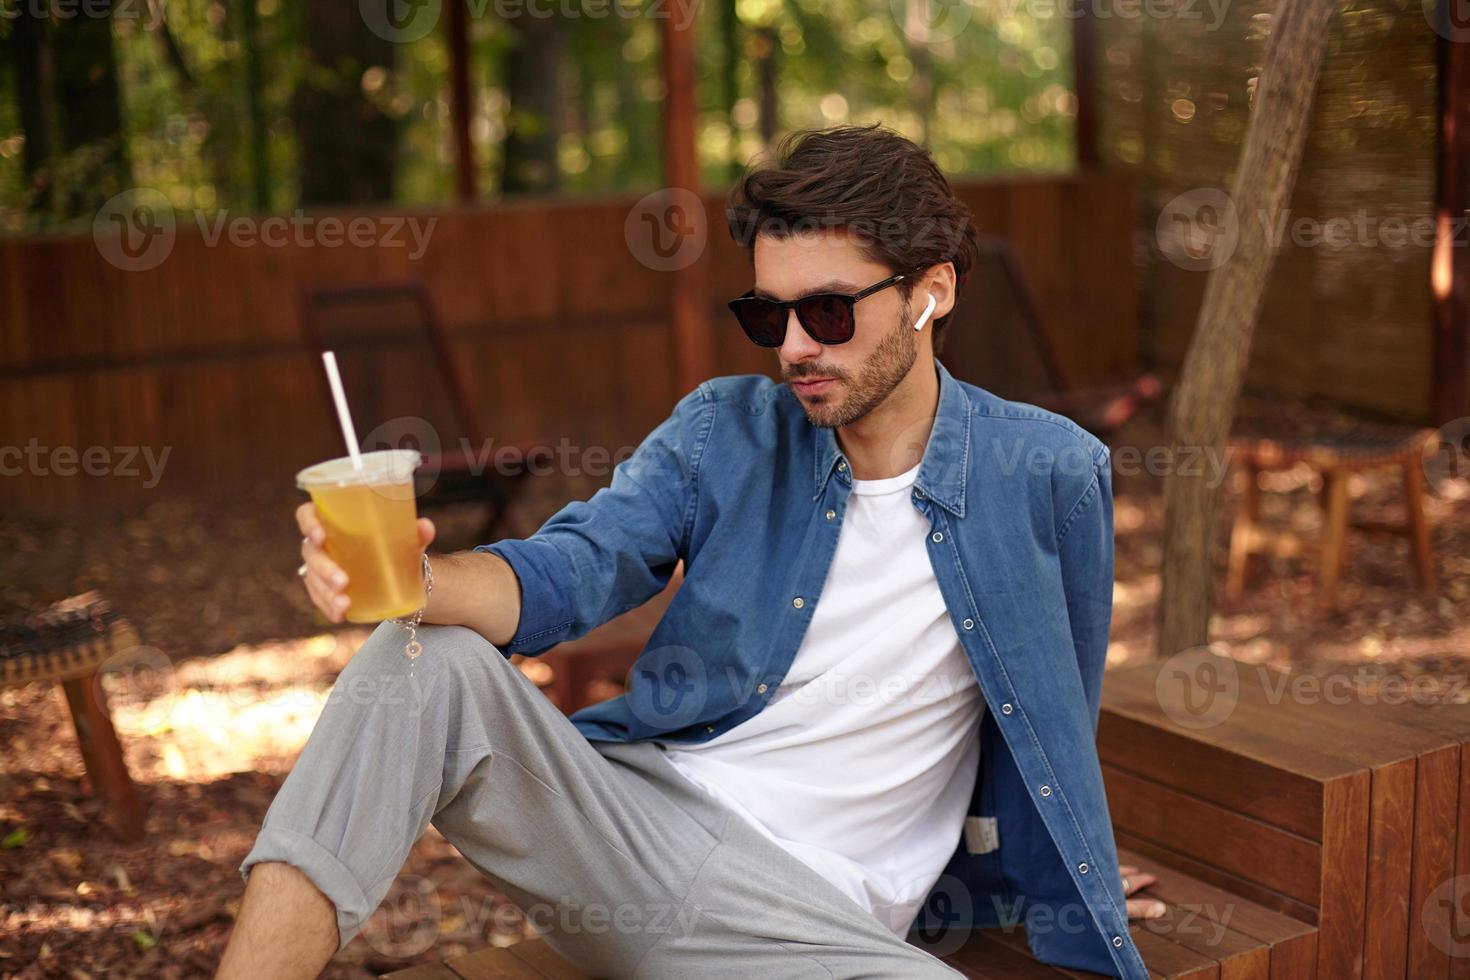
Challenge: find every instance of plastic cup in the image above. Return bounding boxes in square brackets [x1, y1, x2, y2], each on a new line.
[296, 449, 424, 623]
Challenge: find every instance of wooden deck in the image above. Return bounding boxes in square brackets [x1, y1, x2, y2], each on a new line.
[381, 652, 1470, 979]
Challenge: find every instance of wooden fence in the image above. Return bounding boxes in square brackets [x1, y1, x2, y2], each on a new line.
[0, 172, 1139, 515]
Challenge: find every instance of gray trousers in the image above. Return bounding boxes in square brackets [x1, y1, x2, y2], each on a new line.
[240, 622, 965, 978]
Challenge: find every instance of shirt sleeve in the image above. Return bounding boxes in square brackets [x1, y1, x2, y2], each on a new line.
[1055, 445, 1115, 730]
[474, 384, 715, 656]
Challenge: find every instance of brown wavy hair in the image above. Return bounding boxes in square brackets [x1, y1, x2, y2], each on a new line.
[725, 124, 980, 353]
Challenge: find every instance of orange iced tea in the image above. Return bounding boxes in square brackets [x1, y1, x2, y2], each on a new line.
[296, 449, 424, 622]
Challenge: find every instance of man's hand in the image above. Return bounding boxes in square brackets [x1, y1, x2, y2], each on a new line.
[1121, 864, 1165, 920]
[296, 502, 435, 623]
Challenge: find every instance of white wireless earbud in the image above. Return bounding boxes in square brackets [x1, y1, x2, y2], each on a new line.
[912, 292, 937, 332]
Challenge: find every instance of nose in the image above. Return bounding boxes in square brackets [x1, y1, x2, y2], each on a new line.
[778, 309, 822, 363]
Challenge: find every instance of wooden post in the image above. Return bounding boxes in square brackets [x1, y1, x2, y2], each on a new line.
[62, 672, 145, 843]
[661, 0, 715, 392]
[1432, 3, 1469, 423]
[447, 0, 476, 202]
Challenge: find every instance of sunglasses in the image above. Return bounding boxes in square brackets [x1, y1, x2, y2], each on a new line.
[726, 273, 908, 348]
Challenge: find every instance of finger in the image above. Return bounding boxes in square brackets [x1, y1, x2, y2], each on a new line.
[1119, 865, 1140, 876]
[1124, 872, 1157, 895]
[417, 518, 436, 550]
[303, 572, 345, 623]
[301, 539, 348, 591]
[295, 502, 325, 545]
[1127, 898, 1167, 920]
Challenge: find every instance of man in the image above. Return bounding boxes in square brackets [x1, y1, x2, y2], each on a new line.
[218, 124, 1162, 980]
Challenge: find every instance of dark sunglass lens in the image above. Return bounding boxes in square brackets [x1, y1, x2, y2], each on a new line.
[735, 299, 787, 347]
[797, 295, 854, 344]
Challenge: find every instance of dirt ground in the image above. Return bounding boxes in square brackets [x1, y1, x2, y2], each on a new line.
[1, 409, 1466, 978]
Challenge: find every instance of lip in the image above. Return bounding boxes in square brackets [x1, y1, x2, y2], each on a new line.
[790, 377, 838, 396]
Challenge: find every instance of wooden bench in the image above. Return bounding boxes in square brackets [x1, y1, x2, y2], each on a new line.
[384, 651, 1470, 979]
[0, 593, 146, 842]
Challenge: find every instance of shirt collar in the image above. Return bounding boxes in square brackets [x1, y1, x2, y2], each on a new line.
[811, 357, 971, 517]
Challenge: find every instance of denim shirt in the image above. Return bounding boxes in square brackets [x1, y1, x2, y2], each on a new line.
[478, 358, 1148, 979]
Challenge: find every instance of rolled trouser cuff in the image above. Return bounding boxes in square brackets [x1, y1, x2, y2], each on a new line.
[240, 825, 375, 954]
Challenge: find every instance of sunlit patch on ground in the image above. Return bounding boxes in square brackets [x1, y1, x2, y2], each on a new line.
[0, 630, 533, 978]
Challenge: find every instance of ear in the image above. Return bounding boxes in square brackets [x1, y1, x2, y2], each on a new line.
[912, 292, 938, 331]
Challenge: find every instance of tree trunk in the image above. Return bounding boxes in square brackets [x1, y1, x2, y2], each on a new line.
[9, 6, 53, 218]
[501, 13, 564, 195]
[240, 0, 271, 211]
[719, 0, 742, 182]
[754, 26, 778, 149]
[294, 2, 397, 205]
[1155, 0, 1338, 659]
[51, 0, 132, 218]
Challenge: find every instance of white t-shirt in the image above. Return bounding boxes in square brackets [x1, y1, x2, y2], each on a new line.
[657, 461, 986, 937]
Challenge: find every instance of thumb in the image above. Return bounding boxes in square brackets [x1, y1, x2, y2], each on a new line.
[417, 517, 436, 550]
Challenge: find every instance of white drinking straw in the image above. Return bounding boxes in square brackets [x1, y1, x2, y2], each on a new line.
[321, 351, 363, 472]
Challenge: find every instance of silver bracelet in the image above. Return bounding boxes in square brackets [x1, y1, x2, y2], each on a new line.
[389, 553, 434, 660]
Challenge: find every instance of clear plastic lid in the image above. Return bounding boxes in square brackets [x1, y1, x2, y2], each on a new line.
[295, 449, 422, 489]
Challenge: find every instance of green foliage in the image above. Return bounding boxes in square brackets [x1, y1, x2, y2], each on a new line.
[0, 0, 1075, 232]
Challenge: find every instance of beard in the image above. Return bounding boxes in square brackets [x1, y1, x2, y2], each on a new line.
[788, 296, 921, 429]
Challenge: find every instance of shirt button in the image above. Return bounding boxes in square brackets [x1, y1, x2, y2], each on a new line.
[931, 531, 943, 543]
[1078, 863, 1089, 874]
[1001, 703, 1013, 715]
[825, 509, 836, 521]
[1039, 785, 1052, 797]
[962, 618, 975, 630]
[706, 725, 715, 733]
[1112, 936, 1124, 948]
[837, 460, 847, 472]
[792, 597, 805, 609]
[915, 487, 926, 499]
[757, 683, 768, 694]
